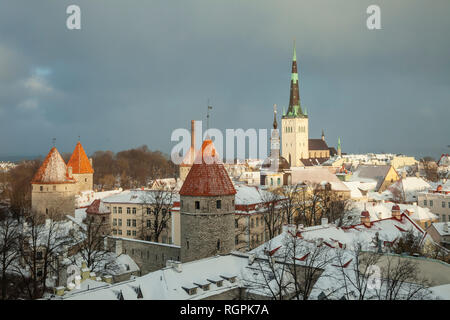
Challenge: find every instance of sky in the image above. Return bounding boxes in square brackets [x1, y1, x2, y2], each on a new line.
[0, 0, 449, 161]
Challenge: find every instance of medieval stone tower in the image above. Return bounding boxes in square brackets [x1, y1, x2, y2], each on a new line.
[179, 139, 236, 263]
[281, 42, 309, 167]
[67, 141, 94, 192]
[31, 147, 77, 220]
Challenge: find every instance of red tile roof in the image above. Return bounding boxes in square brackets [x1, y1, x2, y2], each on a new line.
[179, 139, 236, 197]
[67, 141, 94, 174]
[32, 147, 76, 184]
[86, 199, 110, 215]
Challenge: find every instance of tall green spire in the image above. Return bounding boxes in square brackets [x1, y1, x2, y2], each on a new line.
[338, 137, 341, 150]
[286, 40, 304, 117]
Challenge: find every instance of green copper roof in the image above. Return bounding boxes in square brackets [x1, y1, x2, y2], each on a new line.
[303, 106, 307, 116]
[338, 137, 341, 149]
[282, 106, 286, 116]
[291, 72, 298, 83]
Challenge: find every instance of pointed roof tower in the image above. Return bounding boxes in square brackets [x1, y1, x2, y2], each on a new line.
[285, 40, 305, 118]
[179, 139, 236, 196]
[32, 147, 76, 184]
[67, 141, 94, 174]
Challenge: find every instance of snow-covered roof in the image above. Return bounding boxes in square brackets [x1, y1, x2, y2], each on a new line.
[431, 222, 450, 237]
[61, 253, 250, 300]
[76, 189, 123, 208]
[388, 177, 431, 202]
[348, 202, 437, 224]
[102, 189, 179, 205]
[290, 167, 350, 192]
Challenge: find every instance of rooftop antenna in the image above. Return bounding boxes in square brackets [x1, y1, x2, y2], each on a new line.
[206, 100, 212, 140]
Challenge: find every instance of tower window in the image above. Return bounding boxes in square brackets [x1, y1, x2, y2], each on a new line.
[85, 178, 87, 182]
[195, 201, 200, 209]
[40, 186, 43, 192]
[217, 239, 221, 250]
[216, 200, 221, 209]
[186, 240, 189, 249]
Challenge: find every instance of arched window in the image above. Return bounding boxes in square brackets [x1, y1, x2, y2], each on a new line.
[217, 239, 221, 250]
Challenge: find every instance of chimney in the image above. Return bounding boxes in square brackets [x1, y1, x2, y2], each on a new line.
[443, 222, 449, 233]
[391, 204, 401, 220]
[248, 253, 256, 265]
[68, 166, 73, 178]
[102, 275, 113, 284]
[321, 218, 328, 226]
[360, 210, 371, 227]
[54, 286, 65, 296]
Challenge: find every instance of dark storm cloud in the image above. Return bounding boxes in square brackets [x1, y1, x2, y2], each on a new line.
[0, 0, 449, 159]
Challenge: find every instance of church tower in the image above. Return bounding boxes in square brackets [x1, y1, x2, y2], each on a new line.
[179, 139, 236, 263]
[281, 41, 309, 167]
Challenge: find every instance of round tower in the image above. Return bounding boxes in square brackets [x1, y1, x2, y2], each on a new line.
[179, 139, 236, 263]
[67, 141, 94, 193]
[31, 147, 77, 220]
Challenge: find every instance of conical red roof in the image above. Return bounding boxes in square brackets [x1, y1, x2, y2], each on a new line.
[32, 147, 75, 184]
[67, 141, 94, 174]
[179, 140, 236, 196]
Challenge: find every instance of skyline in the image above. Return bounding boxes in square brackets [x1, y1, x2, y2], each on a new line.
[0, 1, 449, 160]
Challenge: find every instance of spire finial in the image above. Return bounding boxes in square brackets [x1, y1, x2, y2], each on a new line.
[206, 103, 212, 139]
[52, 138, 56, 148]
[293, 39, 296, 62]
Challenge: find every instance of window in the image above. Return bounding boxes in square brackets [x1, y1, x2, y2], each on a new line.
[270, 178, 273, 186]
[255, 217, 259, 227]
[118, 207, 122, 214]
[113, 229, 117, 235]
[127, 219, 131, 227]
[147, 208, 151, 215]
[181, 200, 183, 209]
[113, 219, 117, 226]
[217, 239, 221, 250]
[430, 200, 433, 207]
[235, 219, 238, 228]
[36, 251, 43, 260]
[40, 186, 43, 191]
[118, 219, 122, 226]
[85, 178, 87, 182]
[147, 220, 151, 228]
[186, 240, 189, 249]
[127, 207, 131, 214]
[127, 230, 131, 236]
[216, 200, 221, 209]
[424, 222, 428, 228]
[443, 202, 446, 208]
[132, 219, 136, 227]
[195, 201, 200, 209]
[277, 178, 281, 186]
[235, 235, 239, 245]
[423, 200, 427, 206]
[146, 236, 151, 241]
[113, 207, 117, 214]
[132, 230, 136, 236]
[132, 207, 137, 214]
[118, 229, 122, 235]
[251, 218, 254, 228]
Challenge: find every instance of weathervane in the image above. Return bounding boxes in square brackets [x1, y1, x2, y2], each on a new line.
[206, 102, 213, 131]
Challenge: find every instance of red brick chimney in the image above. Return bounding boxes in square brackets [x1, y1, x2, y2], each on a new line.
[391, 204, 401, 220]
[361, 210, 371, 227]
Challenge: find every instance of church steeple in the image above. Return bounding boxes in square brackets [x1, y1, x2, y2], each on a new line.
[286, 40, 304, 118]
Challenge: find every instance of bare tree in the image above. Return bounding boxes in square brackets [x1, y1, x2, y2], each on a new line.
[0, 211, 20, 299]
[15, 212, 74, 299]
[139, 188, 175, 242]
[258, 188, 283, 240]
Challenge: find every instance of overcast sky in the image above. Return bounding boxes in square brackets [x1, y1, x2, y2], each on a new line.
[0, 0, 449, 160]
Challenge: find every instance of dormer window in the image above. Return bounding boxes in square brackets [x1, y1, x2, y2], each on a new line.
[182, 286, 198, 295]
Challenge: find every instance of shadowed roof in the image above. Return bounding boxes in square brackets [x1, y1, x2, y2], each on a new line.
[308, 139, 329, 151]
[32, 147, 76, 184]
[179, 140, 236, 196]
[67, 141, 94, 174]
